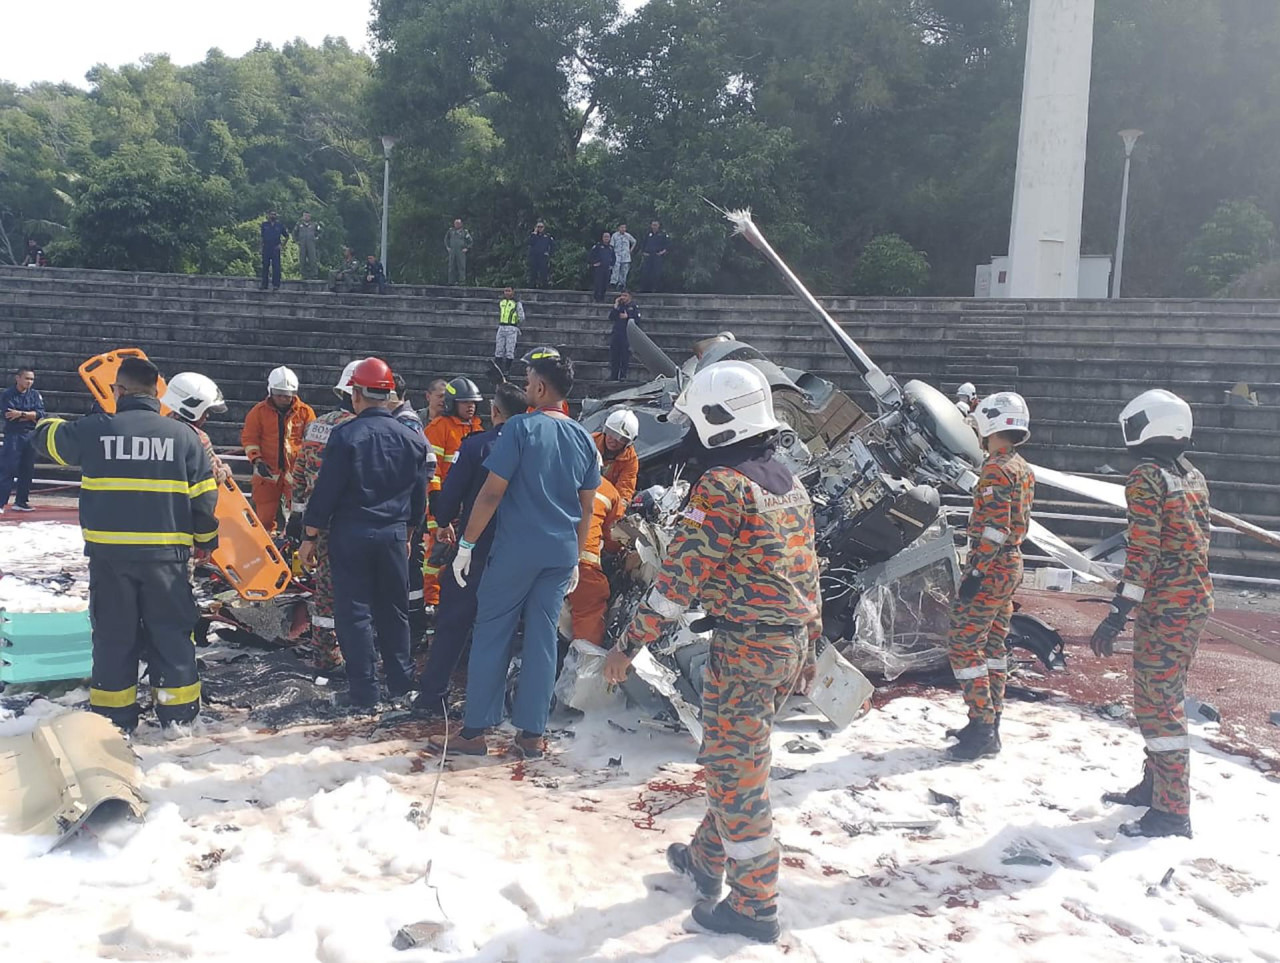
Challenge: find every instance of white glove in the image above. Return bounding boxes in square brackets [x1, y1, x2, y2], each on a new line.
[452, 544, 474, 588]
[566, 564, 580, 595]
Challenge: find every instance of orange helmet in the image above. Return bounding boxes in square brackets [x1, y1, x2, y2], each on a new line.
[349, 357, 395, 392]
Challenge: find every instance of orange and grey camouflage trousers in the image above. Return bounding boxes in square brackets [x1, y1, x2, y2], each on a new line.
[304, 534, 343, 670]
[690, 626, 804, 919]
[948, 553, 1022, 723]
[1133, 606, 1207, 816]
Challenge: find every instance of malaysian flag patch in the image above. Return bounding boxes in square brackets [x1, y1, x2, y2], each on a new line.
[681, 506, 707, 525]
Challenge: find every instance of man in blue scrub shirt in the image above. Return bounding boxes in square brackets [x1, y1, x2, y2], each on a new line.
[429, 349, 600, 758]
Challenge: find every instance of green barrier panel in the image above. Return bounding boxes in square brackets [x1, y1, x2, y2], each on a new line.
[0, 609, 93, 685]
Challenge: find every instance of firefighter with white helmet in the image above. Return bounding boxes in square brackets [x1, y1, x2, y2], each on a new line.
[593, 407, 640, 506]
[162, 372, 232, 484]
[603, 360, 822, 943]
[1091, 389, 1212, 839]
[954, 382, 978, 414]
[946, 391, 1035, 761]
[241, 365, 315, 532]
[286, 360, 362, 669]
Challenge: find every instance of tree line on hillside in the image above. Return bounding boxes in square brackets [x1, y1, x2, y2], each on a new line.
[4, 0, 1280, 297]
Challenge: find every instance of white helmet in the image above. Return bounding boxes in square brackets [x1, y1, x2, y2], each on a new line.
[268, 365, 299, 395]
[161, 372, 226, 422]
[1119, 389, 1192, 447]
[334, 360, 360, 397]
[957, 382, 977, 401]
[673, 360, 781, 449]
[604, 408, 639, 444]
[972, 391, 1030, 445]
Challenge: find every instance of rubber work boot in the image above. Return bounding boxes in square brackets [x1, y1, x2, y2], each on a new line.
[427, 730, 489, 756]
[515, 732, 545, 759]
[1103, 767, 1154, 807]
[1119, 807, 1192, 839]
[689, 899, 780, 944]
[667, 843, 723, 899]
[946, 721, 1000, 761]
[947, 711, 1002, 748]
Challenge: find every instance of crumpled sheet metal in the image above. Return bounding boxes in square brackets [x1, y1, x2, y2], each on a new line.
[839, 524, 960, 680]
[0, 710, 144, 849]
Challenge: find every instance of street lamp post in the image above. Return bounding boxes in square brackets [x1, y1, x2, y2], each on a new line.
[379, 135, 399, 278]
[1111, 128, 1143, 298]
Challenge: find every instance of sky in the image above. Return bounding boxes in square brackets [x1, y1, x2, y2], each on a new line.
[1, 0, 649, 89]
[0, 0, 375, 88]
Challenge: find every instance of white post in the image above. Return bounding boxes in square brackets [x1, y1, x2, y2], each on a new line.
[379, 135, 398, 277]
[1112, 129, 1143, 298]
[1004, 0, 1096, 298]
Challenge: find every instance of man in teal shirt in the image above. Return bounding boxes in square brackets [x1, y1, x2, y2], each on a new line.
[430, 348, 599, 758]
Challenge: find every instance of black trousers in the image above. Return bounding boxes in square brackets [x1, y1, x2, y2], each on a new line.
[408, 526, 429, 639]
[638, 255, 662, 292]
[261, 249, 282, 289]
[528, 256, 550, 288]
[0, 431, 37, 508]
[610, 332, 630, 380]
[330, 521, 415, 704]
[592, 265, 611, 301]
[413, 544, 488, 709]
[88, 556, 200, 729]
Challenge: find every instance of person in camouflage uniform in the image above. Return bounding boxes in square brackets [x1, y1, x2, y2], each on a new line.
[329, 247, 360, 293]
[946, 391, 1035, 761]
[604, 360, 821, 945]
[1091, 389, 1212, 839]
[286, 363, 360, 670]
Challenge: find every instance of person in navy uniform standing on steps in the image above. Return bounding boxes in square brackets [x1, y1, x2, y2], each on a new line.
[260, 210, 289, 291]
[299, 357, 433, 712]
[0, 366, 45, 514]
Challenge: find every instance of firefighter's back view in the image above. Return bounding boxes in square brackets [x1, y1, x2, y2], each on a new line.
[35, 357, 219, 732]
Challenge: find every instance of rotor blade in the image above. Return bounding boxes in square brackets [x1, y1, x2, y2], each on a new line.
[708, 201, 901, 408]
[1207, 508, 1280, 552]
[1031, 463, 1280, 551]
[1026, 519, 1108, 583]
[1029, 464, 1126, 510]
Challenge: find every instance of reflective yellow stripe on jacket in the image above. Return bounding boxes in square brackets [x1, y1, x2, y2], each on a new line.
[82, 530, 195, 547]
[81, 476, 219, 497]
[42, 418, 68, 466]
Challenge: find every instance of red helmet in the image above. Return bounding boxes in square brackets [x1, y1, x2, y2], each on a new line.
[349, 357, 394, 392]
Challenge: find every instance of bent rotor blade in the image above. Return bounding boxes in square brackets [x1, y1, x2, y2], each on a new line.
[1031, 463, 1280, 551]
[1026, 519, 1108, 583]
[1030, 464, 1126, 510]
[707, 201, 901, 409]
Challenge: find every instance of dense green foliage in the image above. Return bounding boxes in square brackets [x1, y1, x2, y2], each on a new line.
[5, 0, 1280, 296]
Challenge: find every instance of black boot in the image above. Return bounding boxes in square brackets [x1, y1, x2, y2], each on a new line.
[1119, 807, 1191, 839]
[947, 721, 1000, 761]
[689, 899, 779, 944]
[945, 717, 977, 741]
[667, 843, 722, 899]
[994, 710, 1002, 750]
[1103, 767, 1153, 807]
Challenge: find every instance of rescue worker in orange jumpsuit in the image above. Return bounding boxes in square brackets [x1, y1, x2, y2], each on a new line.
[565, 467, 623, 647]
[241, 365, 315, 532]
[422, 377, 484, 605]
[593, 407, 639, 507]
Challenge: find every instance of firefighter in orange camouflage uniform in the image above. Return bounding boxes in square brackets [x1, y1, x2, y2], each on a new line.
[286, 362, 359, 670]
[1091, 389, 1212, 839]
[946, 391, 1034, 761]
[604, 360, 820, 945]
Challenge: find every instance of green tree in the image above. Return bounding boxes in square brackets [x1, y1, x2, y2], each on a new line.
[850, 234, 930, 295]
[1183, 200, 1275, 295]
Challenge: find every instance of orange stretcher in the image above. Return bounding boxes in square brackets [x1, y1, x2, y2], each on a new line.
[79, 348, 169, 415]
[78, 348, 292, 601]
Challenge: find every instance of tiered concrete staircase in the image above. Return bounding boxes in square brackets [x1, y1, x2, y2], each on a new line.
[3, 266, 1277, 576]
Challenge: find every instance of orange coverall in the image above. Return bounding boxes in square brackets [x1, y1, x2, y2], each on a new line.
[566, 476, 623, 646]
[593, 431, 638, 507]
[422, 413, 483, 604]
[241, 397, 316, 532]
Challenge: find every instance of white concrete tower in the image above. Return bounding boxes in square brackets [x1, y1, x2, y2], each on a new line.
[1005, 0, 1096, 298]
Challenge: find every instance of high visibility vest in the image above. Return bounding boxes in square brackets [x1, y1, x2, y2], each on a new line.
[499, 299, 522, 326]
